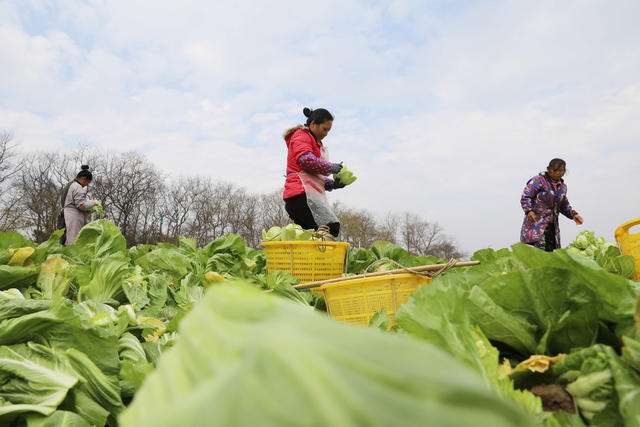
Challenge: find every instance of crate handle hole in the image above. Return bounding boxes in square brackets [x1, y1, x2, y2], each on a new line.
[628, 224, 640, 236]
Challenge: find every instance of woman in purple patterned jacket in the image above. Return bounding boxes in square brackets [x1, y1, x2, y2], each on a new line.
[520, 158, 584, 251]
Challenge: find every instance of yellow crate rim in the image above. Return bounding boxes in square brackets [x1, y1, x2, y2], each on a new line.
[261, 240, 350, 247]
[311, 272, 428, 292]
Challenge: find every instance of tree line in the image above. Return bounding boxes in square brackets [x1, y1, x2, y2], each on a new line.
[0, 131, 465, 258]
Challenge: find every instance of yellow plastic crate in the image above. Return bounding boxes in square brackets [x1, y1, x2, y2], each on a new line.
[614, 217, 640, 280]
[312, 273, 432, 326]
[262, 241, 349, 283]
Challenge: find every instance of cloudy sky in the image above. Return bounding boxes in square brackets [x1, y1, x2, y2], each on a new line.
[1, 0, 639, 253]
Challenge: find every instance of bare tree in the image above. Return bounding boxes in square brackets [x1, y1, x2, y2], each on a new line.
[400, 212, 442, 255]
[257, 190, 289, 225]
[234, 192, 260, 247]
[0, 131, 22, 185]
[399, 212, 466, 259]
[219, 185, 250, 236]
[0, 192, 23, 232]
[0, 132, 23, 230]
[375, 212, 400, 244]
[0, 140, 466, 257]
[429, 240, 466, 259]
[135, 192, 163, 244]
[161, 177, 200, 242]
[333, 202, 381, 248]
[183, 179, 231, 245]
[13, 152, 62, 242]
[178, 181, 261, 246]
[90, 151, 164, 246]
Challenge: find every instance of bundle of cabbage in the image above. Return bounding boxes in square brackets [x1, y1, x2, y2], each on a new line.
[567, 231, 613, 257]
[261, 224, 316, 242]
[334, 166, 357, 185]
[566, 230, 636, 279]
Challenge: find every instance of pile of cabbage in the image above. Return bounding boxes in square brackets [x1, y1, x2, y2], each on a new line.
[261, 223, 317, 242]
[567, 231, 617, 258]
[567, 231, 635, 279]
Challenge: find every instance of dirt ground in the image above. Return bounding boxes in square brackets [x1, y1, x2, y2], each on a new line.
[530, 384, 576, 414]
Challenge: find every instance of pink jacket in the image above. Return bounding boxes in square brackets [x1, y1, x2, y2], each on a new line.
[283, 126, 326, 199]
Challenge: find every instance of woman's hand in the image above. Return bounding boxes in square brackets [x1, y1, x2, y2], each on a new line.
[527, 211, 537, 223]
[573, 215, 584, 225]
[332, 178, 346, 189]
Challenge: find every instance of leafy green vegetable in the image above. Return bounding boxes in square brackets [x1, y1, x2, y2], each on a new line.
[622, 335, 640, 371]
[0, 293, 50, 321]
[0, 343, 80, 419]
[92, 204, 104, 218]
[595, 244, 637, 280]
[334, 165, 357, 185]
[261, 223, 316, 242]
[553, 345, 614, 422]
[604, 346, 640, 427]
[65, 348, 124, 416]
[76, 254, 134, 303]
[0, 264, 39, 291]
[26, 409, 92, 427]
[30, 230, 65, 265]
[568, 230, 636, 279]
[135, 248, 192, 284]
[8, 247, 35, 266]
[68, 220, 127, 263]
[37, 258, 73, 298]
[2, 219, 639, 425]
[395, 280, 542, 416]
[122, 266, 150, 310]
[60, 388, 110, 426]
[262, 226, 281, 241]
[170, 273, 203, 312]
[368, 309, 392, 331]
[120, 283, 535, 427]
[544, 411, 588, 427]
[346, 240, 445, 275]
[141, 274, 168, 317]
[0, 299, 76, 346]
[0, 231, 36, 250]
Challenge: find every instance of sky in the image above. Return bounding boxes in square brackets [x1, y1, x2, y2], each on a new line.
[1, 0, 639, 254]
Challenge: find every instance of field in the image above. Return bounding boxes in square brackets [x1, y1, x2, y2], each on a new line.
[0, 220, 638, 426]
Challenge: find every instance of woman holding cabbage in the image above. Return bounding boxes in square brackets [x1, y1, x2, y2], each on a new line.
[282, 107, 354, 238]
[60, 165, 100, 245]
[520, 158, 583, 251]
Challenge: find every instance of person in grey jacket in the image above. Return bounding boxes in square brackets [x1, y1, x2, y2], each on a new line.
[62, 165, 99, 245]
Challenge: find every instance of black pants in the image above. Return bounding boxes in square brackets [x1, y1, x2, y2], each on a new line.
[284, 193, 340, 237]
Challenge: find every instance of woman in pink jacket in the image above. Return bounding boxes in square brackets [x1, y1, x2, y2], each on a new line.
[282, 107, 347, 237]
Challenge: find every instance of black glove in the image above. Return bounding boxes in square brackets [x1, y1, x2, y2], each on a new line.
[331, 162, 343, 174]
[332, 178, 346, 189]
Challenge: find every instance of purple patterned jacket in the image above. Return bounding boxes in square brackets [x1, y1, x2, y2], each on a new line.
[520, 173, 578, 248]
